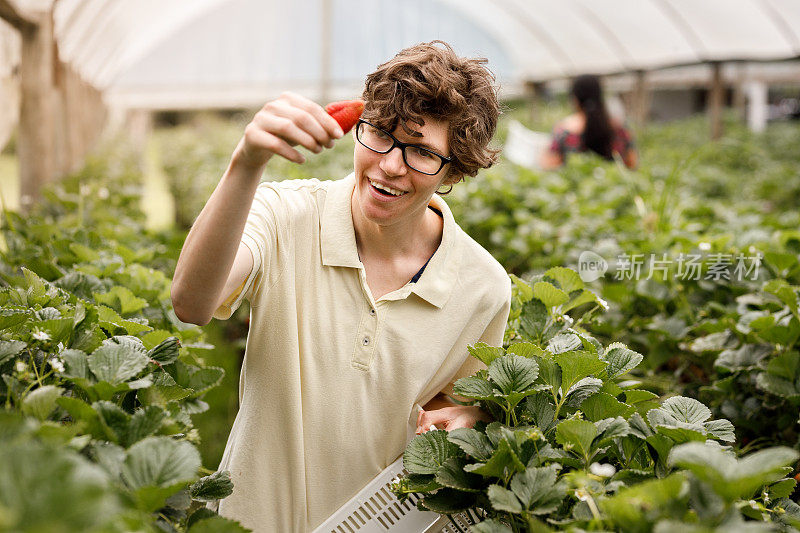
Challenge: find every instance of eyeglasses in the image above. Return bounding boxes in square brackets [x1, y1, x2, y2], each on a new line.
[355, 119, 453, 175]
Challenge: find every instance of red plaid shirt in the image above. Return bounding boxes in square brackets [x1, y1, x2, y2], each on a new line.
[549, 124, 635, 160]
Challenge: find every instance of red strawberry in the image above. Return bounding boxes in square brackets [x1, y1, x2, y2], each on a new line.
[325, 99, 364, 134]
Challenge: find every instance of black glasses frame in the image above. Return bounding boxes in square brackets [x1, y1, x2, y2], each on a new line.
[355, 119, 453, 176]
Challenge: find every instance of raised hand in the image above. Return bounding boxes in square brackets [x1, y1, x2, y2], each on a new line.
[234, 91, 345, 169]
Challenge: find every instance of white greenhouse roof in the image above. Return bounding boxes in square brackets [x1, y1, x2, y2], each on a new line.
[11, 0, 800, 109]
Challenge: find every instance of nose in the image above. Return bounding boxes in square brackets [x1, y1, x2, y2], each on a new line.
[379, 146, 408, 177]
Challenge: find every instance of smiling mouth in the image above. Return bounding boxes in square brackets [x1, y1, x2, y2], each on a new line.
[369, 179, 407, 197]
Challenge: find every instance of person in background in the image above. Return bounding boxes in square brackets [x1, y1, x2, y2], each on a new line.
[170, 41, 510, 532]
[540, 74, 638, 169]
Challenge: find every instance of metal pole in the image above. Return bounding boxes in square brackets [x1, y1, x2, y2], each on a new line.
[709, 62, 724, 140]
[632, 70, 649, 127]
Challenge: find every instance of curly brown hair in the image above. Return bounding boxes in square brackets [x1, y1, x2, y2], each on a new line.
[361, 40, 501, 185]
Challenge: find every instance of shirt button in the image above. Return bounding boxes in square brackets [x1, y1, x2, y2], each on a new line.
[369, 308, 376, 316]
[362, 336, 370, 346]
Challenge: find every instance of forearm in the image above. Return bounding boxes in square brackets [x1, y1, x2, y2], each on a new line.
[171, 147, 268, 324]
[171, 93, 343, 325]
[423, 393, 493, 419]
[423, 393, 459, 411]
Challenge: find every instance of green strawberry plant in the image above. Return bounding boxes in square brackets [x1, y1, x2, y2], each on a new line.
[694, 251, 800, 449]
[393, 270, 800, 531]
[0, 154, 247, 532]
[448, 116, 800, 390]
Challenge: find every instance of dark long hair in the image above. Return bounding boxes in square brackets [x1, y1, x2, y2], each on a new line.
[571, 75, 613, 160]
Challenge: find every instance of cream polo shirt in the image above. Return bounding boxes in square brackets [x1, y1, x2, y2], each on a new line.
[211, 174, 511, 533]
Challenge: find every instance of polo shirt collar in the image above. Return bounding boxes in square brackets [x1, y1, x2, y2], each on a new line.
[409, 193, 460, 308]
[321, 174, 362, 268]
[320, 173, 461, 309]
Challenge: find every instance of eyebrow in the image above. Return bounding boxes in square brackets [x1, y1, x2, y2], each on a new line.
[404, 137, 447, 157]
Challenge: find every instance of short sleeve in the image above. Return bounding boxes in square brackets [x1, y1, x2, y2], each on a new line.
[612, 125, 635, 155]
[441, 279, 512, 400]
[212, 182, 287, 319]
[212, 236, 262, 320]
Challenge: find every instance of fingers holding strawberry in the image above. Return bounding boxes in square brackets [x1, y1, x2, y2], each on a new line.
[235, 92, 345, 169]
[278, 92, 346, 146]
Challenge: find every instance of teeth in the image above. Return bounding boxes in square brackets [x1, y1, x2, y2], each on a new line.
[369, 180, 406, 196]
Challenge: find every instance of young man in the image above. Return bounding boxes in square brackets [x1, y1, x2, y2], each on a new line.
[171, 41, 511, 532]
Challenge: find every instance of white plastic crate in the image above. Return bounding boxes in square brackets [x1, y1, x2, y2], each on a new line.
[503, 120, 551, 170]
[312, 455, 482, 533]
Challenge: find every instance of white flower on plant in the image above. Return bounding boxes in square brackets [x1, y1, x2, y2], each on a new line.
[15, 361, 27, 373]
[79, 184, 91, 196]
[589, 462, 616, 478]
[50, 357, 65, 373]
[698, 242, 712, 251]
[32, 329, 50, 342]
[575, 488, 590, 501]
[98, 187, 110, 200]
[597, 297, 609, 311]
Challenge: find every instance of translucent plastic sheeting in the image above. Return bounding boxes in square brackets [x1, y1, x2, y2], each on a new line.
[11, 0, 800, 108]
[660, 0, 798, 60]
[446, 0, 800, 79]
[105, 0, 513, 109]
[765, 0, 800, 50]
[54, 0, 230, 88]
